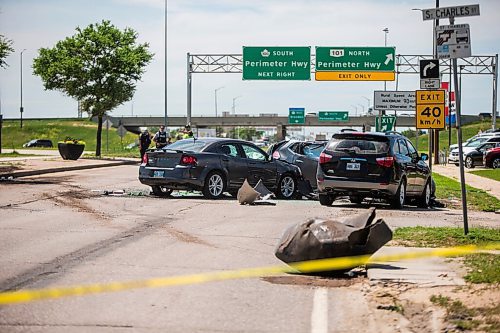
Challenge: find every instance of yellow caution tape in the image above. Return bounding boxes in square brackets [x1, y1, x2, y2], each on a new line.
[0, 243, 498, 305]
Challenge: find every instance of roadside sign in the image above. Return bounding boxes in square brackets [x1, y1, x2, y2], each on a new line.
[117, 125, 127, 138]
[288, 108, 305, 124]
[376, 116, 396, 132]
[103, 118, 113, 130]
[318, 111, 349, 122]
[420, 59, 440, 79]
[315, 46, 395, 81]
[373, 91, 415, 111]
[243, 47, 311, 80]
[436, 24, 471, 59]
[420, 79, 441, 89]
[422, 4, 480, 21]
[415, 90, 446, 129]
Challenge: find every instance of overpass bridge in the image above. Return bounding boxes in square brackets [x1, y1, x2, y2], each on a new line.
[108, 114, 480, 139]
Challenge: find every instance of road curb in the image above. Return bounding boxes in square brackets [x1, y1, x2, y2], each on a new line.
[0, 159, 138, 179]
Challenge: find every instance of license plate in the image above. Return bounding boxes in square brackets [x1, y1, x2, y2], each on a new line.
[153, 170, 164, 178]
[346, 162, 360, 171]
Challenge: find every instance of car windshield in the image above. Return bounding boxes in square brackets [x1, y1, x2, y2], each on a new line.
[327, 137, 389, 154]
[465, 138, 488, 148]
[165, 140, 209, 152]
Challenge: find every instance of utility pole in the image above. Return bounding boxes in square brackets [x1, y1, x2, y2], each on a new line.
[20, 49, 26, 129]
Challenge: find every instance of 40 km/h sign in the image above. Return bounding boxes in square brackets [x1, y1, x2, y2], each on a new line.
[416, 90, 446, 129]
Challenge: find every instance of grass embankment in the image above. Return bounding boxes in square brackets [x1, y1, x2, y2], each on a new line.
[408, 120, 497, 152]
[433, 173, 500, 212]
[1, 118, 139, 155]
[470, 169, 500, 182]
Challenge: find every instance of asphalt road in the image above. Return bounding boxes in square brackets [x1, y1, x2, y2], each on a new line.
[0, 165, 498, 332]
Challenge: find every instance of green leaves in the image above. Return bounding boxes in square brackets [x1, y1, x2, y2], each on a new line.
[0, 34, 15, 69]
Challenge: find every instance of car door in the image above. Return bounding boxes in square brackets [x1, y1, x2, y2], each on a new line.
[395, 139, 417, 193]
[294, 143, 323, 189]
[406, 139, 428, 192]
[240, 143, 277, 189]
[216, 143, 248, 190]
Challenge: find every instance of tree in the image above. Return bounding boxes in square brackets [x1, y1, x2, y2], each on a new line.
[33, 20, 153, 156]
[0, 34, 14, 68]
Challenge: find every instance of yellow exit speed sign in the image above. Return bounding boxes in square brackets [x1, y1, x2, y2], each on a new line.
[415, 90, 446, 129]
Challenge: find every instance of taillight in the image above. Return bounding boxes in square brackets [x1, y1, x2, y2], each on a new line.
[181, 155, 197, 166]
[272, 151, 281, 159]
[319, 152, 332, 164]
[142, 154, 148, 164]
[376, 156, 395, 168]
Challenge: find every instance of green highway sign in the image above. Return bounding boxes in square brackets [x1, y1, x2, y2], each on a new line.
[289, 108, 305, 124]
[315, 47, 396, 72]
[243, 47, 311, 80]
[318, 111, 349, 122]
[376, 116, 397, 132]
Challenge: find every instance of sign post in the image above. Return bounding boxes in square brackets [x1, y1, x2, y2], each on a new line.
[243, 47, 311, 80]
[315, 47, 395, 81]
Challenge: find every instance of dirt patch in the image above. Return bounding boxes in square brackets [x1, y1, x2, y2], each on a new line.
[262, 273, 365, 288]
[43, 190, 109, 220]
[162, 224, 215, 247]
[0, 162, 24, 174]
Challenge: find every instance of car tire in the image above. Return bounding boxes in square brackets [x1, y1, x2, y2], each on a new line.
[390, 178, 406, 209]
[349, 196, 363, 204]
[151, 185, 173, 197]
[417, 180, 431, 208]
[203, 171, 226, 199]
[319, 193, 334, 206]
[277, 174, 297, 199]
[465, 156, 474, 169]
[493, 158, 500, 169]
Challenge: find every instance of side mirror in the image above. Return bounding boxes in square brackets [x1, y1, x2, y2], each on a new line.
[420, 153, 428, 161]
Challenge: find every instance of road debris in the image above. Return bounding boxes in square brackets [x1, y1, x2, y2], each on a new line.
[275, 207, 392, 272]
[237, 179, 276, 205]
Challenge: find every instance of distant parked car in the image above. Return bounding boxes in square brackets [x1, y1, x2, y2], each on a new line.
[139, 138, 303, 199]
[317, 131, 431, 208]
[267, 140, 327, 192]
[449, 136, 500, 166]
[463, 142, 500, 168]
[484, 147, 500, 169]
[22, 139, 53, 148]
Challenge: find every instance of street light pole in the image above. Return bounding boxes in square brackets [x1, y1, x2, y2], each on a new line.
[215, 86, 224, 117]
[361, 96, 370, 111]
[383, 28, 389, 92]
[164, 0, 168, 129]
[20, 49, 26, 129]
[351, 105, 358, 117]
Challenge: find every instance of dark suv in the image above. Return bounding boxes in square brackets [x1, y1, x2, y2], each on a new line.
[22, 139, 53, 148]
[317, 132, 431, 208]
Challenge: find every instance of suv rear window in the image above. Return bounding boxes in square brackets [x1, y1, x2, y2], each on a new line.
[327, 135, 389, 154]
[166, 140, 209, 152]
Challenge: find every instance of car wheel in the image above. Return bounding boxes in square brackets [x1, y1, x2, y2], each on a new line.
[390, 178, 406, 209]
[465, 156, 474, 169]
[151, 185, 173, 197]
[319, 193, 334, 206]
[277, 174, 296, 199]
[349, 196, 363, 204]
[203, 171, 225, 199]
[417, 180, 431, 208]
[493, 158, 500, 169]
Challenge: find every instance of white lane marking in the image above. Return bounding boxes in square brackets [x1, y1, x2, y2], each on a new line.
[311, 287, 328, 333]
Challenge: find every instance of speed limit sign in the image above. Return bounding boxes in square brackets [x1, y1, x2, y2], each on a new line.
[415, 90, 446, 129]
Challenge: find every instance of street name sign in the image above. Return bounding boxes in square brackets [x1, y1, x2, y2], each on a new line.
[289, 108, 305, 124]
[374, 91, 415, 111]
[315, 46, 395, 81]
[420, 79, 441, 89]
[318, 111, 349, 122]
[436, 24, 471, 59]
[243, 47, 311, 80]
[416, 90, 446, 129]
[422, 4, 480, 21]
[376, 116, 396, 132]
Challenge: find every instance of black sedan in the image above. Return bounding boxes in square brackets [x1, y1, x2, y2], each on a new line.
[139, 138, 303, 199]
[267, 140, 327, 192]
[464, 141, 500, 168]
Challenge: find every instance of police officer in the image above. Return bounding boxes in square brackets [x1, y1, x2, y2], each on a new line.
[139, 129, 152, 159]
[153, 125, 169, 149]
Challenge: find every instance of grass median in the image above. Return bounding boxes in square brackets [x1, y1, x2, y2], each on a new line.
[433, 173, 500, 212]
[469, 169, 500, 182]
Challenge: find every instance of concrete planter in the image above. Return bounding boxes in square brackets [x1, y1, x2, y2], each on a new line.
[58, 143, 85, 160]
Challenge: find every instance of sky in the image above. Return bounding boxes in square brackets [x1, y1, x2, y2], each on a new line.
[0, 0, 499, 123]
